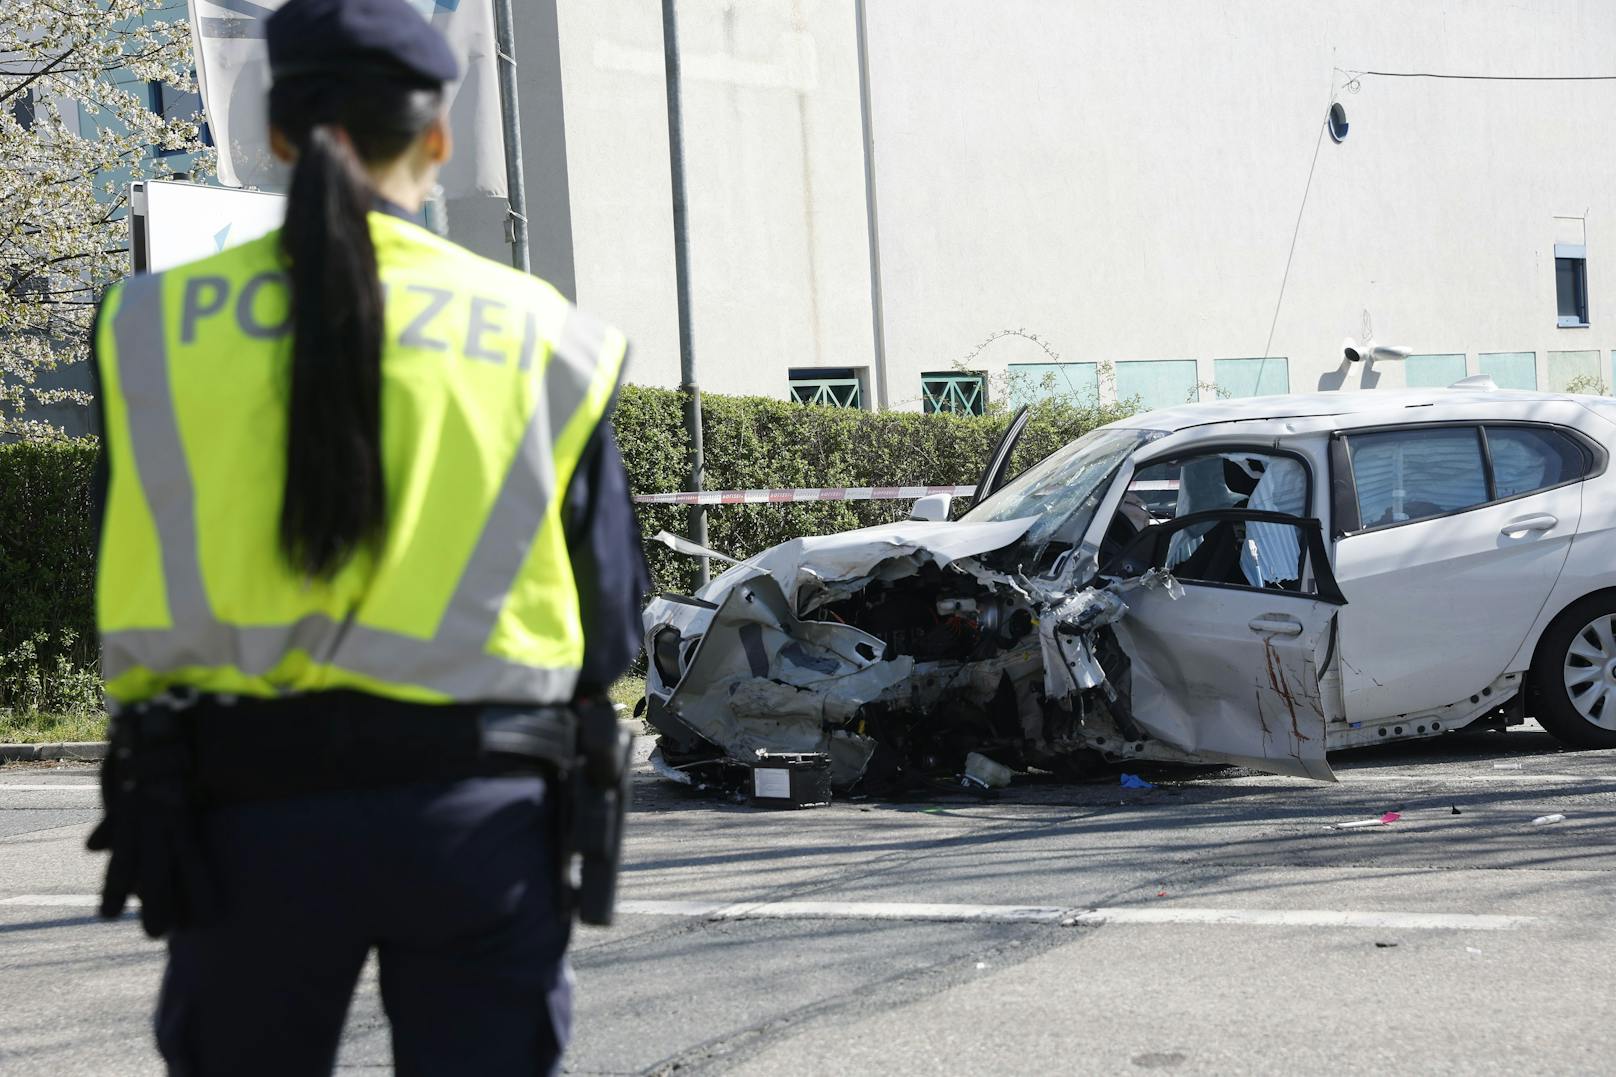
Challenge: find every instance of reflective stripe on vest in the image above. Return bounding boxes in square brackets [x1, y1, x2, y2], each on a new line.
[99, 263, 621, 704]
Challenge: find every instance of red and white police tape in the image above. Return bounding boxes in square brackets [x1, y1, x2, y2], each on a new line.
[632, 484, 980, 506]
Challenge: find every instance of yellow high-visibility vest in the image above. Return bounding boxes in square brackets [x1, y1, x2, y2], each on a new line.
[95, 213, 627, 708]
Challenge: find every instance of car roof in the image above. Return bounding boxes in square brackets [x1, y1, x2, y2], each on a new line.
[1109, 386, 1594, 434]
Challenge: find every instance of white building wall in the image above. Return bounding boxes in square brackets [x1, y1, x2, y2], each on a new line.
[550, 0, 1616, 410]
[554, 0, 874, 396]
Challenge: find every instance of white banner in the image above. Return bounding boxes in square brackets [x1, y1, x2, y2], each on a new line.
[187, 0, 506, 198]
[131, 180, 287, 273]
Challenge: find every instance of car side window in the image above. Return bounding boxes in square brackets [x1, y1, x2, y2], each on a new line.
[1104, 451, 1314, 592]
[1347, 427, 1488, 528]
[1108, 514, 1323, 596]
[1486, 426, 1590, 498]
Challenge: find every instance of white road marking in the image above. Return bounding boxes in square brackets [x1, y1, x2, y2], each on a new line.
[1059, 908, 1535, 931]
[612, 899, 1534, 931]
[0, 894, 1540, 931]
[1220, 774, 1615, 785]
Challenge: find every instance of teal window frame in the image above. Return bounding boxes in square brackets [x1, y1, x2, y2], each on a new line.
[789, 368, 863, 408]
[921, 371, 987, 415]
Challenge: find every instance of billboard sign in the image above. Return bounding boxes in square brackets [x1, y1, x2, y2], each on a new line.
[129, 179, 287, 274]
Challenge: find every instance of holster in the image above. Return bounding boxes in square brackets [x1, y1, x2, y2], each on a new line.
[563, 699, 634, 927]
[483, 700, 633, 927]
[85, 704, 219, 940]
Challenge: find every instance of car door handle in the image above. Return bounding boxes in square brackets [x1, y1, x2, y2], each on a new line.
[1501, 513, 1557, 535]
[1249, 615, 1304, 637]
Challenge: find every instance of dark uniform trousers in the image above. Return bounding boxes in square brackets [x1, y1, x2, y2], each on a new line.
[156, 775, 572, 1076]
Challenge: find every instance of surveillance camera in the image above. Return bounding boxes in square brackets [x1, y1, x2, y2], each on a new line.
[1343, 340, 1410, 363]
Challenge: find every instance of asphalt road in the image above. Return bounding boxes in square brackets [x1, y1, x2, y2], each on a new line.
[2, 722, 1613, 1075]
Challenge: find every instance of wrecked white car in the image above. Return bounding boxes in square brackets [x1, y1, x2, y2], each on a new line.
[641, 384, 1616, 796]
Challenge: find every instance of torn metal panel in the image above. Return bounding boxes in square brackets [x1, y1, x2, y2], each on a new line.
[1040, 587, 1129, 701]
[662, 574, 914, 783]
[1108, 580, 1337, 781]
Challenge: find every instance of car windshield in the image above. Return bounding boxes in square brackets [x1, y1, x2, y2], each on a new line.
[964, 426, 1160, 557]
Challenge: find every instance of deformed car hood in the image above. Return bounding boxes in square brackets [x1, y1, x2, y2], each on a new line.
[695, 516, 1041, 611]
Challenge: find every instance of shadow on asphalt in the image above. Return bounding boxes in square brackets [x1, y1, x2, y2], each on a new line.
[621, 722, 1616, 895]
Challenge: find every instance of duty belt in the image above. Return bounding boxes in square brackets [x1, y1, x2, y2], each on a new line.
[172, 692, 577, 804]
[89, 691, 630, 934]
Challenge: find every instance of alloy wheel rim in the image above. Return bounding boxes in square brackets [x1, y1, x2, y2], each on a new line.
[1563, 614, 1616, 730]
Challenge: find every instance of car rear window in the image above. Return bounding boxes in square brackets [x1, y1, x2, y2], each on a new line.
[1486, 426, 1590, 498]
[1348, 427, 1488, 528]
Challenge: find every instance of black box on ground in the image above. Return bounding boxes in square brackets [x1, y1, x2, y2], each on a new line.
[749, 752, 832, 808]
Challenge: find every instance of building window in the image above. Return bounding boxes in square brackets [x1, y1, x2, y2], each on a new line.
[10, 88, 36, 130]
[1555, 243, 1588, 327]
[1547, 350, 1601, 392]
[147, 78, 213, 154]
[1212, 357, 1289, 397]
[921, 372, 986, 415]
[1403, 354, 1468, 388]
[1006, 362, 1099, 406]
[789, 368, 863, 408]
[1478, 352, 1537, 390]
[1114, 359, 1198, 411]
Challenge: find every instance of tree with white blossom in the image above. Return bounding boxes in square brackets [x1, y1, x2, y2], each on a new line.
[1, 0, 210, 438]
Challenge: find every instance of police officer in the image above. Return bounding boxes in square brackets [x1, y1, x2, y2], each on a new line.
[86, 0, 650, 1072]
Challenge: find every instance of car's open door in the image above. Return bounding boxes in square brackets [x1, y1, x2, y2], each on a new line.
[970, 406, 1032, 508]
[1100, 510, 1347, 780]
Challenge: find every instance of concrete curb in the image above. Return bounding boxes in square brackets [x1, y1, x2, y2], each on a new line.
[0, 741, 108, 763]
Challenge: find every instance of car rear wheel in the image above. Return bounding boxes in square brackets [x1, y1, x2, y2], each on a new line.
[1533, 593, 1616, 749]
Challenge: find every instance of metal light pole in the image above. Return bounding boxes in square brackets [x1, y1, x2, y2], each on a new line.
[853, 0, 890, 410]
[660, 0, 709, 584]
[492, 0, 531, 272]
[423, 187, 449, 238]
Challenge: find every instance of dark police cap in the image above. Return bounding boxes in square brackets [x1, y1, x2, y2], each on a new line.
[267, 0, 460, 85]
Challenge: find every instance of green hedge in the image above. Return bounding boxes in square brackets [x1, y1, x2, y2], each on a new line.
[0, 439, 100, 714]
[618, 385, 1136, 593]
[0, 388, 1134, 709]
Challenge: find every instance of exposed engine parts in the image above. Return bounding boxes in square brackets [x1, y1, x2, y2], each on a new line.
[813, 566, 1035, 664]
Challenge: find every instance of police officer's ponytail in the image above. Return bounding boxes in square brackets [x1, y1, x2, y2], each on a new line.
[269, 77, 442, 578]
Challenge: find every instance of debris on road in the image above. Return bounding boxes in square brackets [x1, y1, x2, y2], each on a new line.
[1120, 773, 1155, 790]
[749, 752, 832, 808]
[1530, 813, 1566, 825]
[963, 752, 1013, 789]
[1379, 811, 1401, 824]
